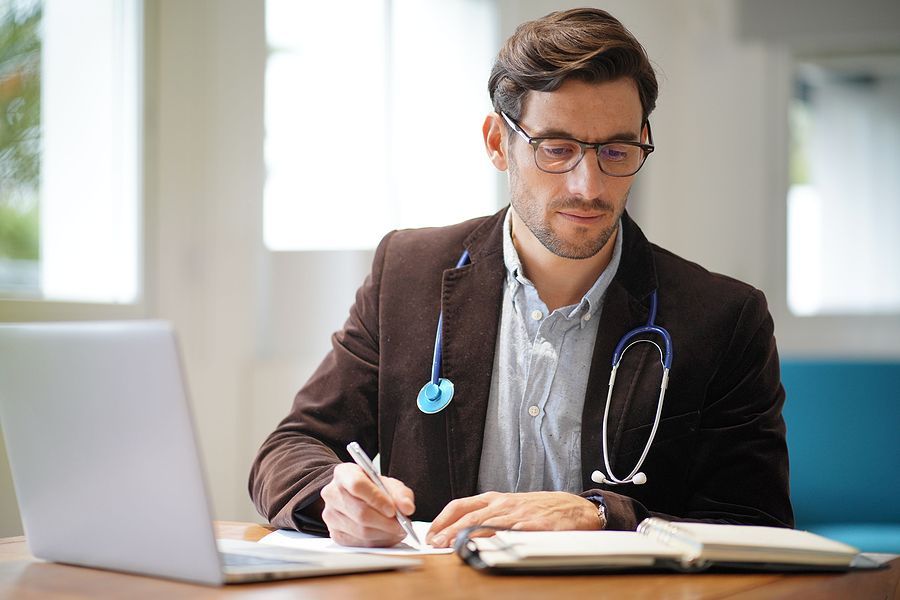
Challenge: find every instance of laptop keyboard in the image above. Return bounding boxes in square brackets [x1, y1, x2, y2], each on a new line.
[221, 552, 315, 567]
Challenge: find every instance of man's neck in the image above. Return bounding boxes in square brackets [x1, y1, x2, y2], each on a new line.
[511, 217, 618, 313]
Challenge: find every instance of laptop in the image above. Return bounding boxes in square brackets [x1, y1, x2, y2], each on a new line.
[0, 321, 418, 585]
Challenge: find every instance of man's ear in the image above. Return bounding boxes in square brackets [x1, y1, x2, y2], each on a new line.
[483, 112, 508, 171]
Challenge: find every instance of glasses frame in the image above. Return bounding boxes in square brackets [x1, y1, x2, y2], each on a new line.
[500, 111, 655, 177]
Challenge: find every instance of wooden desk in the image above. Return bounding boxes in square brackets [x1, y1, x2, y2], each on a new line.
[0, 522, 897, 599]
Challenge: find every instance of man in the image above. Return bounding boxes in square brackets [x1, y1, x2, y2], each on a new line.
[249, 8, 792, 548]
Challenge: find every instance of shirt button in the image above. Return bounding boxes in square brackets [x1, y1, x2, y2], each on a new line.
[582, 312, 592, 321]
[528, 405, 540, 417]
[531, 309, 543, 321]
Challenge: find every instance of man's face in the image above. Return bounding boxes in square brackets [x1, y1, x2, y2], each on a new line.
[503, 78, 645, 260]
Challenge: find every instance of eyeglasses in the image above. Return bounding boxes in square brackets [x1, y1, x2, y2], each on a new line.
[500, 112, 655, 177]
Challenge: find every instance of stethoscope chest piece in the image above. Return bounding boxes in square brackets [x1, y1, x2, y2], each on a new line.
[416, 378, 455, 414]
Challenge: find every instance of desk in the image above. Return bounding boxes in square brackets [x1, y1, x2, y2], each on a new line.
[0, 522, 897, 599]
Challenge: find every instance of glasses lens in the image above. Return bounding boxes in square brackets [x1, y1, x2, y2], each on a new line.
[598, 143, 645, 176]
[534, 139, 583, 173]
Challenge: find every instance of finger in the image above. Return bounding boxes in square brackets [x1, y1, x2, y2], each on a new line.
[320, 486, 406, 545]
[322, 486, 404, 533]
[382, 476, 415, 515]
[331, 463, 396, 518]
[431, 505, 506, 548]
[427, 494, 494, 543]
[320, 475, 405, 541]
[322, 505, 406, 547]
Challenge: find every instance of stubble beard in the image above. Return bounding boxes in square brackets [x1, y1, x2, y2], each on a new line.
[509, 166, 627, 260]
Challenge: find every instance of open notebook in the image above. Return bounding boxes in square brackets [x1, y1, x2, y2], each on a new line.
[458, 518, 869, 574]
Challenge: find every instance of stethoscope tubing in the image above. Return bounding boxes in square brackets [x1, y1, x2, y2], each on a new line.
[428, 249, 470, 387]
[601, 348, 671, 485]
[599, 290, 673, 485]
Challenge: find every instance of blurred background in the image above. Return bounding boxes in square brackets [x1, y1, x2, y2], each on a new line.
[0, 0, 898, 540]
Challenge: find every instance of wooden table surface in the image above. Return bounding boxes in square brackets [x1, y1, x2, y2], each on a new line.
[0, 521, 896, 599]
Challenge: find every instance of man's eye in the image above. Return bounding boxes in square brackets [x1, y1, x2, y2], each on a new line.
[539, 141, 578, 159]
[600, 145, 631, 162]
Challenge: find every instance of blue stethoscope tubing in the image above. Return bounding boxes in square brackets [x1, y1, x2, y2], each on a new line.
[592, 290, 673, 486]
[417, 250, 674, 487]
[416, 249, 472, 414]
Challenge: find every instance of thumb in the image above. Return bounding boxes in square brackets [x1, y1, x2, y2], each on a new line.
[382, 477, 416, 516]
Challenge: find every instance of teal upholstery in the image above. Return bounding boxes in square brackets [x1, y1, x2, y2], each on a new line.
[780, 360, 900, 553]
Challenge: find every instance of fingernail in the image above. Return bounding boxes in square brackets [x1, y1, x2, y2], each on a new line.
[432, 534, 446, 547]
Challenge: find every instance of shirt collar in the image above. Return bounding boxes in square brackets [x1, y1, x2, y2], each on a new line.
[501, 208, 624, 323]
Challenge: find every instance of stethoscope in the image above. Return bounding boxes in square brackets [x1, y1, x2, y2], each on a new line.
[417, 250, 673, 487]
[590, 289, 672, 486]
[416, 249, 471, 414]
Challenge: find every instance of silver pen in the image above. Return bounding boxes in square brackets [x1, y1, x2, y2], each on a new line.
[345, 442, 421, 547]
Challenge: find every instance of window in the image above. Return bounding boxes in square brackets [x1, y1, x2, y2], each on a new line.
[264, 0, 499, 251]
[787, 53, 900, 316]
[0, 0, 40, 295]
[0, 0, 142, 304]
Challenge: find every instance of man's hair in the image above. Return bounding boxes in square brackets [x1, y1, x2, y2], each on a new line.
[488, 8, 658, 122]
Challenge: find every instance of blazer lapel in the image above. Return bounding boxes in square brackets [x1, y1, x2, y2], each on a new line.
[439, 211, 506, 499]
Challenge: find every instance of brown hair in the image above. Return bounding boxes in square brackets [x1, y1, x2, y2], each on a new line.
[488, 8, 658, 122]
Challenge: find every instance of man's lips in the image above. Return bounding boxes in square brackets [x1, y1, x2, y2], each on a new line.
[557, 210, 605, 224]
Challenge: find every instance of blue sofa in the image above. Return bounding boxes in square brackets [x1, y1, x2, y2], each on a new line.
[780, 360, 900, 553]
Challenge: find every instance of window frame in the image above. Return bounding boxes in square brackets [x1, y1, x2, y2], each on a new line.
[762, 48, 900, 358]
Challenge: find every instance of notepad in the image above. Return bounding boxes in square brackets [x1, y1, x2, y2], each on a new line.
[459, 518, 863, 573]
[259, 521, 454, 556]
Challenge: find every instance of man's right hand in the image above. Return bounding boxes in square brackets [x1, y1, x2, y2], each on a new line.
[319, 462, 416, 547]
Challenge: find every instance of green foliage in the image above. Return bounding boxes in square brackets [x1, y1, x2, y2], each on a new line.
[0, 198, 36, 259]
[0, 0, 41, 261]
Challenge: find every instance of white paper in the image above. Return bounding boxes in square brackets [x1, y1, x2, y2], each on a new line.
[492, 530, 683, 559]
[259, 521, 454, 556]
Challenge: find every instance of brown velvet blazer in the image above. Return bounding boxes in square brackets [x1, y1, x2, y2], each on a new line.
[249, 209, 793, 532]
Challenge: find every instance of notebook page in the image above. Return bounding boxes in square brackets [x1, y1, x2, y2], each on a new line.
[492, 530, 682, 560]
[667, 523, 858, 554]
[258, 521, 453, 555]
[649, 521, 859, 565]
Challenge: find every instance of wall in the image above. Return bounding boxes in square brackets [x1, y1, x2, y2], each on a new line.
[147, 0, 265, 522]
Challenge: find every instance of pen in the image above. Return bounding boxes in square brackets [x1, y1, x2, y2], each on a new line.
[345, 441, 422, 547]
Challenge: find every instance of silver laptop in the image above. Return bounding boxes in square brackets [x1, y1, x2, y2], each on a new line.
[0, 321, 417, 585]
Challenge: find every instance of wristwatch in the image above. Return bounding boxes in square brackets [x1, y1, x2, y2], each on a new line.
[584, 494, 608, 530]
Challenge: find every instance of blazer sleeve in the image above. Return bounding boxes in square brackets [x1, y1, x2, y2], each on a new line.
[247, 232, 394, 532]
[585, 288, 793, 530]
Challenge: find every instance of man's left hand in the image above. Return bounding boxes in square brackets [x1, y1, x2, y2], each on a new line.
[425, 491, 600, 548]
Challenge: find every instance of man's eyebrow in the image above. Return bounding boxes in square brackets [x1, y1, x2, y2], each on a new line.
[529, 126, 642, 142]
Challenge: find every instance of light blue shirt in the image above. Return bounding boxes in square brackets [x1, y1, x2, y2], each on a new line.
[476, 209, 622, 494]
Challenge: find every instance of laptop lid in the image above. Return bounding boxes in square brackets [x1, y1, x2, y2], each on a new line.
[0, 321, 419, 585]
[0, 321, 230, 585]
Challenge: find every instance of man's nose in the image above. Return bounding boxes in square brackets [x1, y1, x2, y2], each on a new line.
[564, 150, 608, 199]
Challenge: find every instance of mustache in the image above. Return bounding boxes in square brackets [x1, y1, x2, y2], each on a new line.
[551, 197, 615, 212]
